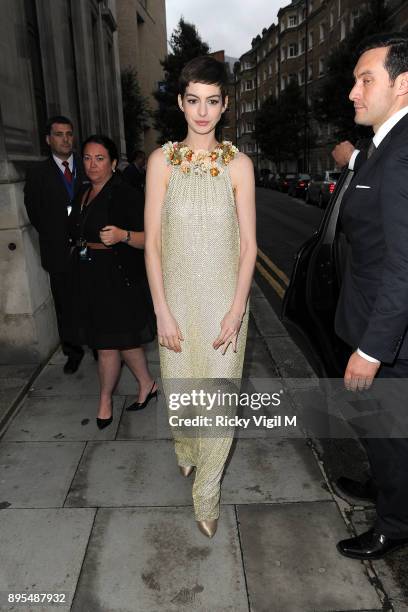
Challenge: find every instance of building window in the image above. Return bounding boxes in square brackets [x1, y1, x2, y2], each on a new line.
[247, 122, 254, 132]
[330, 10, 335, 29]
[289, 73, 297, 84]
[280, 20, 285, 32]
[246, 79, 253, 90]
[308, 63, 313, 80]
[319, 58, 325, 75]
[299, 69, 305, 85]
[275, 83, 279, 98]
[281, 46, 286, 61]
[350, 8, 359, 29]
[269, 63, 273, 75]
[281, 75, 287, 90]
[300, 37, 306, 53]
[319, 22, 326, 41]
[308, 31, 314, 49]
[241, 102, 246, 113]
[309, 0, 313, 14]
[340, 18, 346, 40]
[288, 14, 298, 27]
[288, 43, 298, 57]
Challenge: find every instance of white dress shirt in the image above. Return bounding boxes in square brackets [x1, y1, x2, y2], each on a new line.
[347, 105, 408, 363]
[53, 153, 74, 174]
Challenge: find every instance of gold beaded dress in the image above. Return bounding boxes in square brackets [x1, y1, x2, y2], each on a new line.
[160, 141, 249, 521]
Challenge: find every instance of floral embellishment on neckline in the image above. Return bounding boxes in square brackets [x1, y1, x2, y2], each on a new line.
[162, 141, 239, 176]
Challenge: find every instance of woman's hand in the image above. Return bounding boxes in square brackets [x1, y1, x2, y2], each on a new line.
[100, 225, 126, 246]
[157, 311, 184, 352]
[213, 311, 243, 355]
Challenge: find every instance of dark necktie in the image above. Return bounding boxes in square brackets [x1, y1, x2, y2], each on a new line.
[62, 160, 72, 184]
[367, 141, 376, 159]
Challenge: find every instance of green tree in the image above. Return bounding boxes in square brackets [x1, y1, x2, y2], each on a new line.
[255, 81, 307, 170]
[312, 0, 393, 140]
[153, 18, 210, 143]
[121, 67, 150, 159]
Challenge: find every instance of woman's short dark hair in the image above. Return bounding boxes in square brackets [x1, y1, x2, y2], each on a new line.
[179, 56, 228, 101]
[358, 33, 408, 83]
[81, 134, 118, 162]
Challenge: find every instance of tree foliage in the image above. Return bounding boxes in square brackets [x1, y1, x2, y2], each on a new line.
[312, 0, 393, 140]
[121, 67, 150, 159]
[255, 82, 308, 168]
[153, 18, 210, 143]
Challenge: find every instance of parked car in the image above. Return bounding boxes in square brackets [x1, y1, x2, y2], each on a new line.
[306, 170, 342, 208]
[281, 167, 351, 376]
[267, 173, 281, 190]
[288, 173, 312, 199]
[278, 173, 297, 193]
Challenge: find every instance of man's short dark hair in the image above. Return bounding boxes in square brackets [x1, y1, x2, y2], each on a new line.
[358, 33, 408, 83]
[179, 56, 228, 101]
[46, 115, 73, 135]
[130, 149, 146, 163]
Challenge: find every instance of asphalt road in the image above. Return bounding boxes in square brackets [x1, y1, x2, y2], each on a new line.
[254, 187, 324, 316]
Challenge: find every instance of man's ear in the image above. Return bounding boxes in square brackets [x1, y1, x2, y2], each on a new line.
[397, 71, 408, 97]
[46, 135, 50, 146]
[177, 94, 184, 112]
[222, 95, 229, 113]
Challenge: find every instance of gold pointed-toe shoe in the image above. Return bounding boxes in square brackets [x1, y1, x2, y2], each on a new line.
[179, 465, 194, 477]
[197, 519, 218, 538]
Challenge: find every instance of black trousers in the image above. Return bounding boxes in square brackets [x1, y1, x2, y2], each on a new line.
[359, 358, 408, 537]
[49, 271, 84, 361]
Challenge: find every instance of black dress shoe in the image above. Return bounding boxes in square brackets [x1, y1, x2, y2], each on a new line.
[126, 381, 158, 412]
[335, 476, 377, 502]
[96, 416, 113, 430]
[63, 356, 82, 374]
[337, 528, 408, 560]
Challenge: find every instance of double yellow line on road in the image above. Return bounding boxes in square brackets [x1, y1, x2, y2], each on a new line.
[256, 248, 289, 300]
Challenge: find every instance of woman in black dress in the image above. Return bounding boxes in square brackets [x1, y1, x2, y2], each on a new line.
[68, 135, 156, 428]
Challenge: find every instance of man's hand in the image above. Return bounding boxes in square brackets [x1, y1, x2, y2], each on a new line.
[332, 141, 356, 168]
[344, 351, 380, 391]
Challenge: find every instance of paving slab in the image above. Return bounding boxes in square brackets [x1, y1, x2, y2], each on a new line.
[0, 442, 85, 507]
[71, 506, 248, 612]
[0, 508, 95, 612]
[250, 296, 288, 337]
[2, 396, 125, 442]
[0, 364, 39, 427]
[28, 360, 161, 397]
[65, 440, 193, 508]
[238, 502, 382, 612]
[221, 438, 330, 504]
[117, 393, 172, 440]
[264, 336, 317, 381]
[351, 508, 408, 612]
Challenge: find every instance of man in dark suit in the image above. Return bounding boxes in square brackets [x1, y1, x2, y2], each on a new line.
[334, 33, 408, 560]
[122, 150, 146, 193]
[24, 116, 87, 373]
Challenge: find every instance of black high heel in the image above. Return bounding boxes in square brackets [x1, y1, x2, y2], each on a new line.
[126, 381, 158, 411]
[96, 416, 113, 430]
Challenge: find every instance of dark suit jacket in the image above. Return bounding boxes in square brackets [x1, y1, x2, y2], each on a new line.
[24, 154, 87, 273]
[335, 112, 408, 363]
[122, 163, 145, 193]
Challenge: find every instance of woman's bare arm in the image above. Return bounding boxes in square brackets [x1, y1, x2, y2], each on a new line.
[213, 153, 257, 353]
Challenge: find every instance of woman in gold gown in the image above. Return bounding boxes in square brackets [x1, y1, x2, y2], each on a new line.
[145, 56, 257, 538]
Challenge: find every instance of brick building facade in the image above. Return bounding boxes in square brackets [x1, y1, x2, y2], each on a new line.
[116, 0, 167, 155]
[236, 0, 408, 175]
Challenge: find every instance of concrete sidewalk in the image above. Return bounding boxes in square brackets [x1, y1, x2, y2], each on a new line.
[0, 282, 405, 611]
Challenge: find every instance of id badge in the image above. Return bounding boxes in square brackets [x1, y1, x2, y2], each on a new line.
[79, 245, 91, 263]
